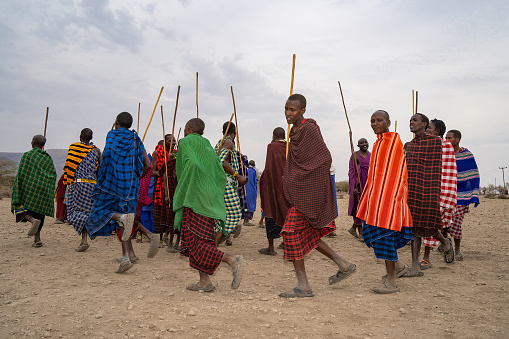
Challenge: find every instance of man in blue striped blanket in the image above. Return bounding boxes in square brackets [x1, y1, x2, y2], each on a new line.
[445, 129, 480, 261]
[85, 112, 151, 273]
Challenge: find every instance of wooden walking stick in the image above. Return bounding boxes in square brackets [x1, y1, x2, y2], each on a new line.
[286, 54, 296, 158]
[43, 107, 49, 150]
[230, 86, 245, 179]
[142, 86, 164, 142]
[168, 86, 180, 154]
[175, 127, 182, 146]
[137, 103, 140, 132]
[217, 113, 235, 156]
[395, 120, 398, 133]
[412, 89, 415, 115]
[338, 81, 362, 190]
[196, 72, 199, 118]
[160, 105, 171, 206]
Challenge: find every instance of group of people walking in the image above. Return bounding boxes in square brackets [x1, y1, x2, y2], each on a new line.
[10, 93, 479, 295]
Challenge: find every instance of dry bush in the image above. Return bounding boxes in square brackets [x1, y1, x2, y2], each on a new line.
[485, 193, 497, 199]
[497, 194, 509, 199]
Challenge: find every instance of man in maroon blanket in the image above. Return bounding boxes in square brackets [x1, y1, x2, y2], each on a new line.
[54, 174, 67, 224]
[259, 127, 290, 256]
[404, 113, 455, 277]
[279, 94, 356, 298]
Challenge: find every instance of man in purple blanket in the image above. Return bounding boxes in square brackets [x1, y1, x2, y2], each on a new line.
[347, 138, 371, 239]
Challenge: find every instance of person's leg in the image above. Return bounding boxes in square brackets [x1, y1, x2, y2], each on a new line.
[315, 239, 354, 272]
[268, 239, 275, 253]
[422, 246, 431, 264]
[356, 224, 363, 237]
[411, 238, 422, 272]
[454, 238, 461, 254]
[293, 260, 311, 291]
[215, 231, 225, 246]
[348, 222, 358, 238]
[385, 260, 397, 286]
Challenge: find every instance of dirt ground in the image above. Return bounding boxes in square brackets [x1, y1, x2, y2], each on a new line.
[0, 197, 508, 339]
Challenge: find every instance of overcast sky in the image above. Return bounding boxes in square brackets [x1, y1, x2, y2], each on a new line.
[1, 0, 508, 183]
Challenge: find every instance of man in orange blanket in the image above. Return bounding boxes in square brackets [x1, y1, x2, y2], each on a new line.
[279, 94, 356, 298]
[357, 110, 413, 293]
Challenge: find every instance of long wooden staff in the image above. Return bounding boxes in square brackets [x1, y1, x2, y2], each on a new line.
[142, 86, 164, 142]
[412, 90, 415, 115]
[217, 113, 235, 155]
[395, 121, 398, 133]
[286, 54, 296, 158]
[415, 91, 419, 114]
[175, 127, 182, 145]
[338, 81, 362, 190]
[43, 107, 49, 150]
[230, 86, 245, 179]
[196, 72, 199, 118]
[161, 105, 170, 206]
[137, 103, 140, 132]
[169, 86, 180, 153]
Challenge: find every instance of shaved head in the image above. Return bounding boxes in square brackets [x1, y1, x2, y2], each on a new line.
[32, 135, 46, 149]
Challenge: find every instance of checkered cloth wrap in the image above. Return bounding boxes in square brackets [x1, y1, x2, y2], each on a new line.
[362, 224, 413, 261]
[153, 203, 177, 234]
[283, 119, 337, 229]
[356, 133, 412, 231]
[63, 142, 96, 185]
[423, 139, 457, 247]
[214, 143, 242, 235]
[11, 148, 56, 218]
[85, 128, 145, 237]
[67, 150, 99, 235]
[456, 147, 480, 207]
[138, 153, 153, 206]
[405, 133, 442, 238]
[449, 205, 469, 239]
[281, 207, 335, 260]
[153, 146, 177, 234]
[180, 207, 224, 275]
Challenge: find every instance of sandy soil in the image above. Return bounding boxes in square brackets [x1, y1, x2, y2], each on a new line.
[0, 197, 508, 339]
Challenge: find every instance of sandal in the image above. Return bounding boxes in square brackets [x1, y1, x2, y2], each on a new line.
[115, 257, 133, 273]
[348, 228, 359, 239]
[455, 252, 463, 261]
[443, 238, 455, 264]
[233, 224, 242, 238]
[279, 287, 314, 298]
[147, 234, 159, 258]
[118, 213, 135, 241]
[258, 248, 277, 256]
[166, 245, 179, 253]
[395, 264, 410, 278]
[329, 263, 356, 285]
[401, 267, 424, 277]
[231, 255, 244, 289]
[371, 281, 400, 294]
[28, 219, 41, 236]
[32, 242, 43, 248]
[186, 283, 216, 292]
[75, 244, 90, 252]
[419, 260, 433, 270]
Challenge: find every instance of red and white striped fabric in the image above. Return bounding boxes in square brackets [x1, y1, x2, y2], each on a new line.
[423, 139, 457, 247]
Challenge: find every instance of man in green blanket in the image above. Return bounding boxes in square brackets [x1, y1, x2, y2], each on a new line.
[11, 135, 57, 247]
[173, 118, 244, 292]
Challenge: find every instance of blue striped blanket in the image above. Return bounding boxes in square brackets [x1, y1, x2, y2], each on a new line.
[456, 147, 480, 207]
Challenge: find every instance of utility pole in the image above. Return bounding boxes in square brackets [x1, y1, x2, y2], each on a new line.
[500, 167, 507, 192]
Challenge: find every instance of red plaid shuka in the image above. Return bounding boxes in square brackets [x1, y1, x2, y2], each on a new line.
[405, 133, 442, 238]
[423, 139, 457, 247]
[283, 119, 337, 229]
[152, 145, 177, 233]
[180, 207, 224, 275]
[281, 207, 335, 260]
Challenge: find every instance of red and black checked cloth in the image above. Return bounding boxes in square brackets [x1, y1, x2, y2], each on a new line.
[405, 133, 442, 238]
[283, 119, 337, 229]
[153, 203, 176, 234]
[153, 146, 177, 205]
[281, 207, 335, 260]
[179, 207, 224, 275]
